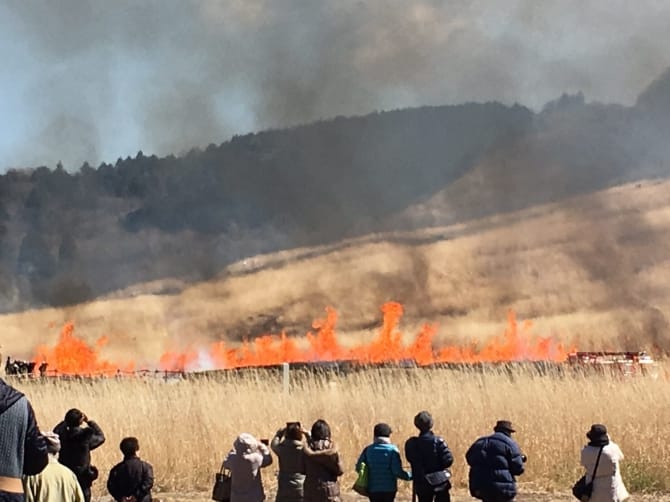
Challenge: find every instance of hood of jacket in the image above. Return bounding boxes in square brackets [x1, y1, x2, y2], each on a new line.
[0, 379, 24, 414]
[234, 433, 260, 454]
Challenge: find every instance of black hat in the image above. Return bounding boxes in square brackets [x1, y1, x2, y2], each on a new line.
[586, 424, 609, 444]
[414, 411, 433, 432]
[374, 423, 393, 437]
[494, 420, 516, 433]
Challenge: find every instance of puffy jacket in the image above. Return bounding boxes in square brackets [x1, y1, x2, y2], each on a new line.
[223, 434, 273, 502]
[404, 431, 453, 492]
[271, 432, 306, 502]
[356, 440, 411, 493]
[303, 439, 343, 502]
[465, 432, 524, 500]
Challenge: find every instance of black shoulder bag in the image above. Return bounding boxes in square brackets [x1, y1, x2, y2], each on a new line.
[572, 446, 603, 502]
[423, 437, 451, 493]
[212, 462, 232, 502]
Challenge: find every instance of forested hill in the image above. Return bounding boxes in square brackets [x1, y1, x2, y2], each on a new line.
[0, 67, 669, 312]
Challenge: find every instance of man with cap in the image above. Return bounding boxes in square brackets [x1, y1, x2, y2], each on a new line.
[23, 431, 85, 502]
[465, 420, 526, 502]
[404, 411, 454, 502]
[0, 377, 48, 502]
[355, 423, 411, 502]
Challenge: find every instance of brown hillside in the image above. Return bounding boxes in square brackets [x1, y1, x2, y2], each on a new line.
[2, 177, 670, 364]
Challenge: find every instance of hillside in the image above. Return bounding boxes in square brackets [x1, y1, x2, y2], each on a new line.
[2, 177, 670, 365]
[0, 68, 669, 316]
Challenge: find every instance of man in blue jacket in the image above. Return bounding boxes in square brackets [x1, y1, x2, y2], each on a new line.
[465, 420, 526, 502]
[405, 411, 454, 502]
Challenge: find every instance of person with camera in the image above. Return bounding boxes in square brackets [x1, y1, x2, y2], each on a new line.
[271, 422, 306, 502]
[578, 424, 629, 502]
[106, 437, 154, 502]
[465, 420, 526, 502]
[404, 411, 454, 502]
[53, 409, 105, 502]
[222, 433, 273, 502]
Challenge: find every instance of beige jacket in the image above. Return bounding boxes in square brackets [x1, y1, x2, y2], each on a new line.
[23, 455, 85, 502]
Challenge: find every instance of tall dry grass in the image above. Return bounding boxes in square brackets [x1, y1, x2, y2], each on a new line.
[11, 365, 670, 498]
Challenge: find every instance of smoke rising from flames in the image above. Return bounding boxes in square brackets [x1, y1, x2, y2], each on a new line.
[32, 302, 572, 375]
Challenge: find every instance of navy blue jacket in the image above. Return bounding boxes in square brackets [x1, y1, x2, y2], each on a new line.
[404, 431, 453, 491]
[465, 432, 524, 500]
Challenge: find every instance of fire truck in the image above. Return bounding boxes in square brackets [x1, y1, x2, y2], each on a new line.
[566, 351, 658, 377]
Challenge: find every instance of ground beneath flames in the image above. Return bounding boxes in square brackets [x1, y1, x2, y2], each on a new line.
[92, 489, 669, 501]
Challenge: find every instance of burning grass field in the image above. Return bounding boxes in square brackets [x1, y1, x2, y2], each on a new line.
[10, 364, 670, 499]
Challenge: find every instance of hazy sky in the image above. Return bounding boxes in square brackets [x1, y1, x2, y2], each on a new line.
[1, 0, 669, 171]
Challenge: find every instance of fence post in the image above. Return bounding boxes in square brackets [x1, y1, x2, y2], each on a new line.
[282, 362, 290, 394]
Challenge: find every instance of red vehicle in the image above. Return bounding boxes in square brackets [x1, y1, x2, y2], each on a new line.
[567, 351, 658, 377]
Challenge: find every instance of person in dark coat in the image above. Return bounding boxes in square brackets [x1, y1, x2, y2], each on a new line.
[303, 419, 344, 502]
[404, 411, 454, 502]
[271, 422, 306, 502]
[107, 437, 154, 502]
[0, 378, 48, 502]
[53, 409, 105, 502]
[465, 420, 526, 502]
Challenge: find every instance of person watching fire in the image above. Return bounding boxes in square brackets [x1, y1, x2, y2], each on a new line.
[465, 420, 526, 502]
[53, 409, 105, 502]
[405, 411, 454, 502]
[23, 431, 85, 502]
[0, 377, 49, 502]
[271, 422, 307, 502]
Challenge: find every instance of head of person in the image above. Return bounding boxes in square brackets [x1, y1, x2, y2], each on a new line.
[586, 424, 609, 446]
[234, 433, 260, 454]
[373, 422, 392, 439]
[286, 422, 303, 441]
[414, 411, 433, 433]
[43, 431, 61, 456]
[64, 408, 84, 428]
[494, 420, 516, 436]
[311, 419, 331, 441]
[120, 437, 140, 458]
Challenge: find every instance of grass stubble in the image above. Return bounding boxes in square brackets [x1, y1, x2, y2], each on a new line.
[11, 364, 670, 498]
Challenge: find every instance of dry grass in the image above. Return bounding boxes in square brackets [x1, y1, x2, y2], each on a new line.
[1, 178, 670, 366]
[11, 365, 670, 498]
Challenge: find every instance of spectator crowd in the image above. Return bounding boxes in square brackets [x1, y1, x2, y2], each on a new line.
[0, 377, 629, 502]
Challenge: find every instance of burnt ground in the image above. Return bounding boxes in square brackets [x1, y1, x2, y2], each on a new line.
[92, 489, 669, 501]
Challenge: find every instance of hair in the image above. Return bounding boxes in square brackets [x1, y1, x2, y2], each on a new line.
[120, 437, 140, 457]
[64, 408, 84, 428]
[311, 419, 331, 441]
[286, 423, 303, 441]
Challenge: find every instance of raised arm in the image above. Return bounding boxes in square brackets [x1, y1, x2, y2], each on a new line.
[85, 420, 106, 450]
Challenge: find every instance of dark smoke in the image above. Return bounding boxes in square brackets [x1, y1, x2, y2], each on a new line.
[3, 1, 670, 169]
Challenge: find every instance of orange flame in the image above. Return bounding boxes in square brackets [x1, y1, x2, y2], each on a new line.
[31, 303, 573, 375]
[33, 322, 135, 376]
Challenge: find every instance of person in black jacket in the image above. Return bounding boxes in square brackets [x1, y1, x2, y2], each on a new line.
[107, 437, 154, 502]
[0, 378, 48, 502]
[404, 411, 454, 502]
[465, 420, 526, 502]
[53, 409, 105, 502]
